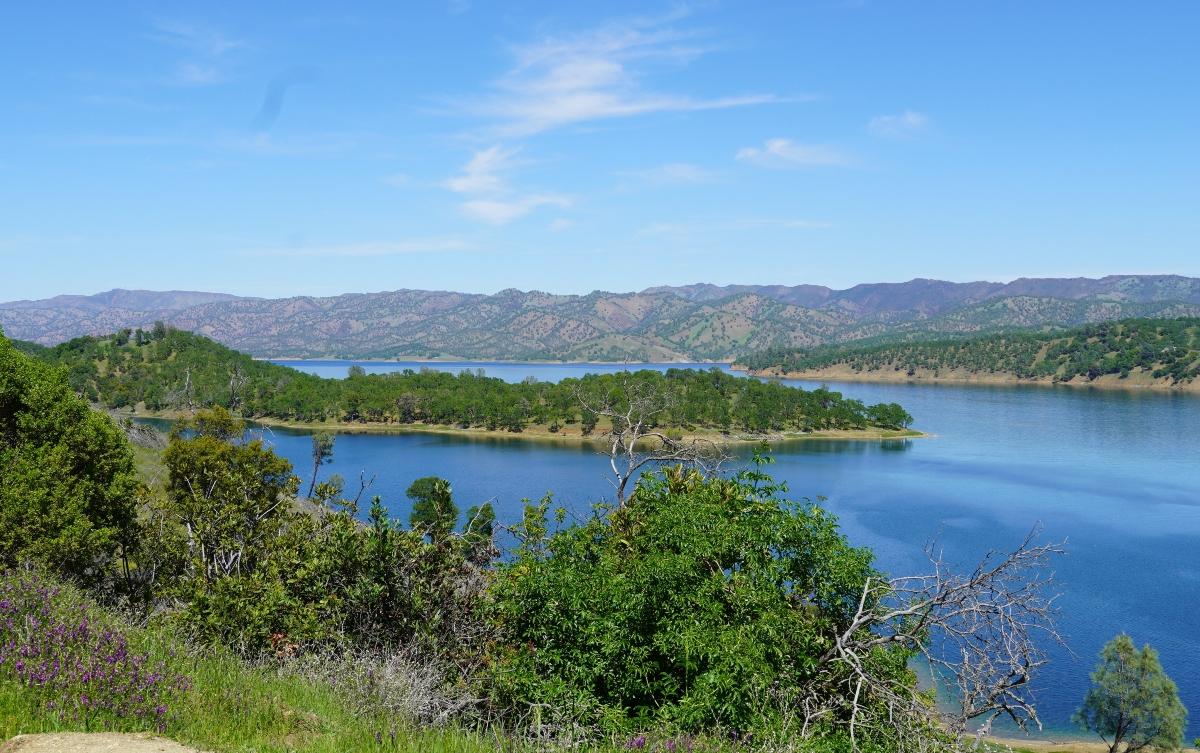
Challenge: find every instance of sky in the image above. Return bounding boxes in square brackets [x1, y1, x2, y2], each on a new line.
[1, 1, 1198, 301]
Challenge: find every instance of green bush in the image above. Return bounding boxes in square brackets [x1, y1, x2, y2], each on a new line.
[487, 460, 891, 739]
[0, 332, 138, 585]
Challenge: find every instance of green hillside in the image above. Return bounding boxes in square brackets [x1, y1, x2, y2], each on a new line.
[738, 317, 1200, 386]
[31, 326, 914, 434]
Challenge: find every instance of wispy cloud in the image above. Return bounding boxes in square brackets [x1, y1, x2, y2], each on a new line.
[253, 238, 470, 257]
[735, 138, 852, 168]
[149, 20, 246, 86]
[148, 20, 247, 57]
[617, 162, 716, 186]
[463, 13, 785, 136]
[462, 195, 571, 225]
[443, 145, 519, 194]
[868, 110, 929, 138]
[443, 146, 569, 225]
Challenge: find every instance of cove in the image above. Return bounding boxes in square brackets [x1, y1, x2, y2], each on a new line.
[229, 362, 1200, 739]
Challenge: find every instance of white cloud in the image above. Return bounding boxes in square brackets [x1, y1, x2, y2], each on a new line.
[619, 162, 715, 186]
[548, 218, 573, 231]
[443, 145, 518, 194]
[465, 14, 784, 136]
[149, 20, 245, 86]
[461, 195, 570, 225]
[868, 110, 929, 138]
[175, 63, 221, 86]
[149, 20, 246, 57]
[736, 138, 851, 168]
[444, 146, 568, 225]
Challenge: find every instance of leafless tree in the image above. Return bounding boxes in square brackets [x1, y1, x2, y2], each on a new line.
[808, 528, 1065, 752]
[575, 376, 727, 503]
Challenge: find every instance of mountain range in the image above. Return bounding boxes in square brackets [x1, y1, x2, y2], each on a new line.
[3, 275, 1199, 361]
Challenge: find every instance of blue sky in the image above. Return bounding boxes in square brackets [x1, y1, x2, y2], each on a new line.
[1, 1, 1198, 300]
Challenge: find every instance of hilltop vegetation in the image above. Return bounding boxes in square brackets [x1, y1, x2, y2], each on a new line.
[739, 317, 1200, 388]
[5, 275, 1200, 361]
[32, 327, 914, 434]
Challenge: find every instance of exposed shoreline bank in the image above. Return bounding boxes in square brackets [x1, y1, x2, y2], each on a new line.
[735, 364, 1200, 394]
[124, 409, 924, 445]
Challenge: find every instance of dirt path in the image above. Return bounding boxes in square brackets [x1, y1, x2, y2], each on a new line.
[0, 733, 207, 753]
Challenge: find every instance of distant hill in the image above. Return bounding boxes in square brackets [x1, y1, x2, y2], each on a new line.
[737, 317, 1200, 391]
[3, 276, 1200, 361]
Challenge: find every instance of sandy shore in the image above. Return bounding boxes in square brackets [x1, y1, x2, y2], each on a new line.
[986, 735, 1198, 752]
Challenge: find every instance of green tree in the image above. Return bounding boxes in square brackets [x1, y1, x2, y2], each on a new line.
[306, 432, 335, 498]
[488, 464, 893, 738]
[1074, 634, 1188, 753]
[406, 476, 458, 541]
[163, 409, 299, 584]
[0, 332, 138, 584]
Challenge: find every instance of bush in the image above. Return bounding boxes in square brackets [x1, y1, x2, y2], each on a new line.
[0, 334, 138, 585]
[487, 461, 889, 739]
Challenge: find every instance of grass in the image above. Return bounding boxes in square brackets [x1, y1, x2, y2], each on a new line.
[0, 574, 529, 753]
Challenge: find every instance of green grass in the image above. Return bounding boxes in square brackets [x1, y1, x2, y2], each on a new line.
[0, 576, 532, 753]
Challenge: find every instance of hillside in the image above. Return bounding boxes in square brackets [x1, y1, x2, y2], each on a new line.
[738, 317, 1200, 391]
[28, 328, 915, 437]
[4, 276, 1200, 361]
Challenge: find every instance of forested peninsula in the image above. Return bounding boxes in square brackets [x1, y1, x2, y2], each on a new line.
[737, 317, 1200, 392]
[20, 326, 917, 441]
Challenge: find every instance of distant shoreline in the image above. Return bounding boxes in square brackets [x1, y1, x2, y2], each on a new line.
[126, 409, 924, 445]
[736, 364, 1200, 394]
[263, 357, 733, 366]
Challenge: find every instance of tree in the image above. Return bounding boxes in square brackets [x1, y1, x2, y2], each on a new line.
[1074, 634, 1187, 753]
[407, 476, 458, 542]
[576, 375, 725, 503]
[306, 432, 335, 498]
[163, 409, 299, 583]
[0, 332, 138, 584]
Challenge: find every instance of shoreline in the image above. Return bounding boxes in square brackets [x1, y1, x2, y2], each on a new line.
[986, 735, 1199, 753]
[736, 365, 1200, 395]
[263, 357, 734, 366]
[125, 409, 924, 445]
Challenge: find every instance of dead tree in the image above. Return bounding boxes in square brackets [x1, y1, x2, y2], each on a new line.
[576, 376, 726, 503]
[813, 528, 1066, 752]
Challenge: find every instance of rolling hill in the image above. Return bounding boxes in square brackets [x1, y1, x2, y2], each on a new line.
[3, 276, 1199, 361]
[737, 317, 1200, 391]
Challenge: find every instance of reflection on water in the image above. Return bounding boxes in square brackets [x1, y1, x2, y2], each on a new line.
[133, 374, 1200, 740]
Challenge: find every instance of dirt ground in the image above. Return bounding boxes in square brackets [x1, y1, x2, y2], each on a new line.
[0, 733, 207, 753]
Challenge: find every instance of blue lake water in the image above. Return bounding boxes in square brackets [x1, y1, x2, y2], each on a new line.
[220, 362, 1200, 739]
[270, 359, 734, 382]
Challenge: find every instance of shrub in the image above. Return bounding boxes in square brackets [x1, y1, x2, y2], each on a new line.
[487, 460, 889, 740]
[0, 334, 138, 584]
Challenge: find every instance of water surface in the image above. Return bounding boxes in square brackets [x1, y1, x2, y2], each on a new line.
[208, 363, 1200, 738]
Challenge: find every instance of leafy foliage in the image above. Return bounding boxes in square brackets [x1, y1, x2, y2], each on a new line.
[487, 463, 906, 741]
[1074, 634, 1188, 753]
[740, 317, 1200, 386]
[0, 332, 139, 584]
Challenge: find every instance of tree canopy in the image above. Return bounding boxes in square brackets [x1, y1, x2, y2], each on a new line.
[1074, 634, 1188, 753]
[29, 327, 914, 434]
[739, 317, 1200, 386]
[0, 330, 138, 583]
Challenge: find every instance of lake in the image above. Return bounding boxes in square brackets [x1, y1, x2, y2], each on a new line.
[251, 361, 1200, 739]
